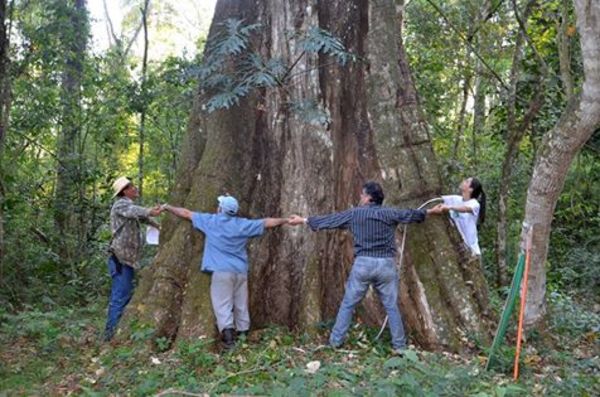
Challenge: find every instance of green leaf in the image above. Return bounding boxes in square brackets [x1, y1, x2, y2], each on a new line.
[383, 357, 404, 369]
[404, 350, 419, 363]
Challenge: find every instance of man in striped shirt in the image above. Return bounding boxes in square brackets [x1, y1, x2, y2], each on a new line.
[289, 181, 444, 353]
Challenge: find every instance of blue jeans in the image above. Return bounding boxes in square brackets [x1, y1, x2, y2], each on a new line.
[104, 255, 134, 340]
[330, 256, 407, 349]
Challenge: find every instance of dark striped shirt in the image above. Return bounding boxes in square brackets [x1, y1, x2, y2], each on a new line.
[307, 204, 427, 258]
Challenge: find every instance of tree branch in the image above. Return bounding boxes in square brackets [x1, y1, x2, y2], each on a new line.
[102, 0, 120, 47]
[512, 0, 550, 76]
[123, 20, 144, 59]
[424, 0, 510, 91]
[467, 0, 505, 41]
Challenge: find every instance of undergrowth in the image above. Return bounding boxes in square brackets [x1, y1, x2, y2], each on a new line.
[0, 294, 598, 396]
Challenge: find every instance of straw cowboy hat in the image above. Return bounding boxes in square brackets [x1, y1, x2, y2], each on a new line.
[112, 176, 132, 198]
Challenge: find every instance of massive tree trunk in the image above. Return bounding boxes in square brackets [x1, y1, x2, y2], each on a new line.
[522, 0, 600, 326]
[53, 0, 88, 262]
[123, 0, 490, 352]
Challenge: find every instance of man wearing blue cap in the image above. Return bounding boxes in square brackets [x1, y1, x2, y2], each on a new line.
[162, 195, 288, 349]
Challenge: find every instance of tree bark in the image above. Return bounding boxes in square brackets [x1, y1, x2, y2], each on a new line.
[123, 0, 491, 352]
[522, 0, 600, 326]
[53, 0, 89, 262]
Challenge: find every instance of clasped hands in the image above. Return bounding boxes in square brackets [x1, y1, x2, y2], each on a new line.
[427, 204, 449, 215]
[148, 203, 173, 217]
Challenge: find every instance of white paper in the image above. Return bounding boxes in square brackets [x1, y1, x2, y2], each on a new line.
[146, 226, 160, 245]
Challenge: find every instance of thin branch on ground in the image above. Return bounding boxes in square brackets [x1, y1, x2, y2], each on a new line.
[154, 389, 208, 397]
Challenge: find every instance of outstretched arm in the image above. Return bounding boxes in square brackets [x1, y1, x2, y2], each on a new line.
[443, 205, 473, 214]
[289, 210, 352, 231]
[114, 200, 161, 220]
[162, 204, 193, 221]
[441, 196, 474, 214]
[264, 217, 289, 228]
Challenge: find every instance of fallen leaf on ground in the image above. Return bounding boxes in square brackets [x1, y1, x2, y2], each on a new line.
[306, 360, 321, 374]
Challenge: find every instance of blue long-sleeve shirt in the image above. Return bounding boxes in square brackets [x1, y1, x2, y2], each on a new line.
[307, 204, 427, 258]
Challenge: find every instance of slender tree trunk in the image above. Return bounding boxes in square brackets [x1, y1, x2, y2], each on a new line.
[0, 0, 9, 270]
[0, 0, 7, 144]
[123, 0, 491, 352]
[471, 57, 486, 165]
[496, 0, 538, 287]
[168, 125, 177, 192]
[53, 0, 89, 262]
[451, 63, 471, 164]
[470, 0, 494, 167]
[522, 0, 600, 326]
[138, 0, 150, 198]
[451, 1, 492, 167]
[557, 0, 574, 99]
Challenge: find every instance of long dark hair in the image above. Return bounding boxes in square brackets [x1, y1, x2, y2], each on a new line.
[469, 177, 486, 226]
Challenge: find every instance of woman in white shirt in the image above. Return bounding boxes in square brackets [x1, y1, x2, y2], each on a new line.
[441, 177, 486, 256]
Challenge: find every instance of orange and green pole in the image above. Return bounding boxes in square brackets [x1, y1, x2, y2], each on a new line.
[513, 227, 533, 380]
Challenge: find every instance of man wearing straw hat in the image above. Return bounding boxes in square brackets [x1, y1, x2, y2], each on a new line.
[104, 176, 162, 341]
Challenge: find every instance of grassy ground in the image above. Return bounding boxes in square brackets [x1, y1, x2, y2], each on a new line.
[0, 293, 598, 396]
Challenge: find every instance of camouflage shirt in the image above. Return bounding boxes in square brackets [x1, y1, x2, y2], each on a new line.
[109, 197, 151, 269]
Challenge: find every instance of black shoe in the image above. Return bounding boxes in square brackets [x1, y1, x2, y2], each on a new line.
[222, 328, 236, 349]
[237, 330, 249, 339]
[392, 347, 406, 357]
[103, 328, 114, 342]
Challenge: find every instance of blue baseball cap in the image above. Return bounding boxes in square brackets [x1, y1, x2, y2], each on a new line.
[217, 195, 239, 215]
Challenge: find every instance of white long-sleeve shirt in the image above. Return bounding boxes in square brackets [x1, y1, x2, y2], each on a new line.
[442, 195, 481, 256]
